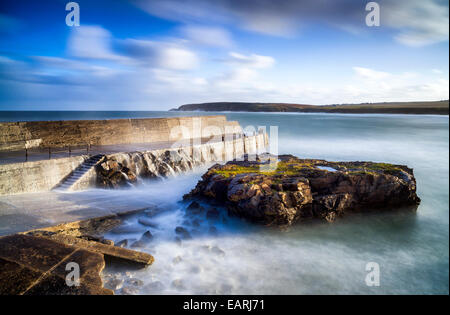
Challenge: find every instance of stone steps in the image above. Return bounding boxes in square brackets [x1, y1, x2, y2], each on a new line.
[55, 154, 104, 191]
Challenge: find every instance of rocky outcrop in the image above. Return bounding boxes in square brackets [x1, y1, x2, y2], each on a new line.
[184, 154, 421, 227]
[95, 131, 267, 189]
[96, 157, 138, 188]
[96, 150, 195, 188]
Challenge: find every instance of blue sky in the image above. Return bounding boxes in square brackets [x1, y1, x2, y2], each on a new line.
[0, 0, 448, 110]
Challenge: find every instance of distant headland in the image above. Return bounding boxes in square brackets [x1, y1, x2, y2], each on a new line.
[171, 100, 449, 115]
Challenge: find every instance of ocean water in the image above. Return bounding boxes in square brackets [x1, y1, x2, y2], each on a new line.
[2, 111, 448, 294]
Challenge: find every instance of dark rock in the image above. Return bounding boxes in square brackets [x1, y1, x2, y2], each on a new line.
[144, 207, 164, 218]
[105, 278, 124, 291]
[208, 226, 218, 236]
[142, 231, 153, 240]
[187, 201, 200, 210]
[175, 226, 192, 240]
[115, 239, 128, 248]
[126, 278, 144, 287]
[206, 208, 220, 221]
[138, 218, 159, 228]
[174, 236, 182, 246]
[130, 240, 146, 248]
[184, 154, 421, 227]
[186, 201, 205, 215]
[120, 286, 140, 295]
[110, 224, 145, 234]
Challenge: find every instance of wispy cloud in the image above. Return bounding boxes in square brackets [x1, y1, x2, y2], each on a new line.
[227, 52, 275, 69]
[134, 0, 449, 45]
[182, 25, 234, 47]
[353, 67, 391, 81]
[68, 26, 126, 61]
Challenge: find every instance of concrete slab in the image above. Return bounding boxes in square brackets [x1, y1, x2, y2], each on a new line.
[0, 232, 154, 295]
[0, 234, 114, 295]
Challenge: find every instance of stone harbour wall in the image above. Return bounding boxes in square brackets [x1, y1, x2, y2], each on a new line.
[0, 116, 241, 151]
[0, 132, 268, 195]
[0, 155, 89, 195]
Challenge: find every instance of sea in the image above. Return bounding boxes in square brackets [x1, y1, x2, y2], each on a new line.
[0, 111, 448, 294]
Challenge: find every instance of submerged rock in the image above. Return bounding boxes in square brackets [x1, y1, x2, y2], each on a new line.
[110, 224, 145, 234]
[186, 201, 205, 215]
[174, 236, 182, 246]
[141, 231, 153, 241]
[206, 208, 220, 221]
[211, 246, 225, 257]
[171, 279, 186, 290]
[143, 281, 165, 293]
[115, 239, 128, 248]
[144, 206, 165, 218]
[130, 240, 146, 248]
[184, 154, 421, 227]
[105, 278, 124, 291]
[175, 226, 192, 240]
[120, 286, 140, 295]
[138, 218, 159, 228]
[126, 278, 144, 287]
[208, 226, 218, 236]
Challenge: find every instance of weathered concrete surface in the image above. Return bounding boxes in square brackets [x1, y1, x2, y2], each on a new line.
[0, 155, 88, 195]
[0, 212, 155, 295]
[0, 234, 113, 295]
[0, 116, 240, 151]
[26, 231, 154, 267]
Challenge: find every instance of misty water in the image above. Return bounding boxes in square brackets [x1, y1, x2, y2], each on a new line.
[3, 111, 447, 294]
[99, 112, 448, 295]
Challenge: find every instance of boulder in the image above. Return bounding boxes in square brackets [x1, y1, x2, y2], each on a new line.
[184, 154, 420, 227]
[96, 157, 138, 188]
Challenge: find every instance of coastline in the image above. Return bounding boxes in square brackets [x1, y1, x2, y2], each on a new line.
[172, 100, 450, 115]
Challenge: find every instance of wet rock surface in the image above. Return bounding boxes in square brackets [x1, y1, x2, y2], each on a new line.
[96, 158, 138, 188]
[0, 213, 156, 295]
[0, 234, 113, 295]
[175, 226, 192, 240]
[184, 154, 421, 226]
[96, 150, 196, 189]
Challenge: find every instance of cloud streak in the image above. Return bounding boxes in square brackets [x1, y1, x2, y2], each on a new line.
[134, 0, 449, 45]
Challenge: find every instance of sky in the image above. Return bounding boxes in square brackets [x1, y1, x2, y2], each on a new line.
[0, 0, 448, 110]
